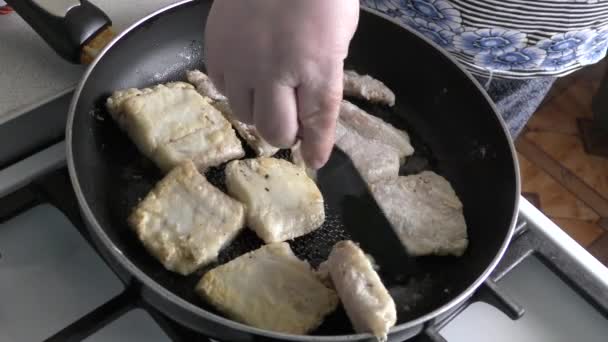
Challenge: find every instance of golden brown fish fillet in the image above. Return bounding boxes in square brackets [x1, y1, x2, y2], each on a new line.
[196, 242, 338, 334]
[128, 161, 245, 275]
[343, 70, 396, 106]
[339, 100, 414, 163]
[371, 171, 469, 257]
[325, 240, 396, 341]
[106, 82, 244, 172]
[225, 157, 325, 243]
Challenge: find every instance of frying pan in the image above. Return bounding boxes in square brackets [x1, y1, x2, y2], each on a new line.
[7, 0, 520, 341]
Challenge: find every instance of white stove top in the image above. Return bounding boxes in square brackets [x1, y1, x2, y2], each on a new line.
[83, 309, 170, 342]
[443, 256, 608, 341]
[0, 205, 124, 341]
[0, 0, 180, 124]
[0, 202, 606, 341]
[0, 141, 606, 341]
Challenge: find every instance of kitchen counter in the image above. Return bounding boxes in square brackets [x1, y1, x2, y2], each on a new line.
[0, 0, 181, 124]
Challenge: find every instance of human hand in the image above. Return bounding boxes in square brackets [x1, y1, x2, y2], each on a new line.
[205, 0, 359, 168]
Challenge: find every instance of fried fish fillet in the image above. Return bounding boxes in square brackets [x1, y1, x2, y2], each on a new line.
[186, 69, 279, 157]
[185, 69, 227, 102]
[339, 101, 414, 163]
[335, 120, 401, 184]
[225, 157, 325, 243]
[213, 101, 280, 157]
[106, 83, 167, 122]
[371, 171, 469, 257]
[290, 101, 411, 185]
[325, 241, 396, 341]
[106, 82, 244, 172]
[343, 70, 396, 107]
[128, 161, 245, 275]
[196, 242, 339, 334]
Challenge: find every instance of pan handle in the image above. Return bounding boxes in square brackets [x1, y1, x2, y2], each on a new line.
[5, 0, 114, 64]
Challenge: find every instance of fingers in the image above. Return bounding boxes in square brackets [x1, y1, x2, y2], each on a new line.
[254, 83, 299, 148]
[207, 71, 225, 95]
[296, 69, 344, 169]
[225, 79, 254, 124]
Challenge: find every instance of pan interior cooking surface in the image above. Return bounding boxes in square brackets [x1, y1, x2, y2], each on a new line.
[70, 1, 517, 337]
[92, 86, 456, 333]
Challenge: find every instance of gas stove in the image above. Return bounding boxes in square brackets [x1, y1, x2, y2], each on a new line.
[1, 1, 608, 338]
[0, 91, 607, 342]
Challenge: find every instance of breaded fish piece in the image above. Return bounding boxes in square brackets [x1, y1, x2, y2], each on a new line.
[339, 101, 414, 162]
[106, 82, 244, 172]
[153, 119, 245, 173]
[371, 171, 469, 257]
[105, 83, 174, 123]
[213, 101, 280, 157]
[106, 82, 197, 145]
[196, 242, 339, 334]
[186, 69, 227, 102]
[186, 69, 279, 157]
[292, 121, 400, 186]
[326, 241, 397, 341]
[128, 161, 245, 275]
[225, 157, 325, 243]
[335, 121, 401, 184]
[343, 70, 396, 107]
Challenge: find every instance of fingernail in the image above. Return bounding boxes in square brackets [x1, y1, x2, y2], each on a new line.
[307, 155, 329, 170]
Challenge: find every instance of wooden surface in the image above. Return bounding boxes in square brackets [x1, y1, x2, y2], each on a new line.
[592, 63, 608, 132]
[518, 59, 608, 266]
[81, 26, 116, 65]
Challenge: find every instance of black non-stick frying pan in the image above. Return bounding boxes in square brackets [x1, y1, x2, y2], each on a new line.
[7, 0, 520, 341]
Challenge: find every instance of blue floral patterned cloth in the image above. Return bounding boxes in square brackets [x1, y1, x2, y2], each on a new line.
[361, 0, 608, 79]
[476, 76, 555, 137]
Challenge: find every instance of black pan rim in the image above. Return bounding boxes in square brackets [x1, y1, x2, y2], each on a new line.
[66, 1, 521, 340]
